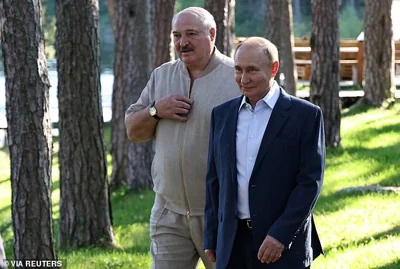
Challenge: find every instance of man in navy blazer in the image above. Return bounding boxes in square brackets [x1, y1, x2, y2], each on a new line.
[204, 37, 325, 269]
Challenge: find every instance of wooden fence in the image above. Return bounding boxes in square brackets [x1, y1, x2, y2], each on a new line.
[235, 37, 400, 85]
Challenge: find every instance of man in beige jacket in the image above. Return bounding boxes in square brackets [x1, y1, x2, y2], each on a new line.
[125, 7, 240, 269]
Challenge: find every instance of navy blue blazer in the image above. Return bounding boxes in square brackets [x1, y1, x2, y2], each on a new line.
[204, 89, 325, 269]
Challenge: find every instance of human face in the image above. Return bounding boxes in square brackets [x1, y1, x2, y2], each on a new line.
[234, 45, 279, 107]
[172, 13, 214, 70]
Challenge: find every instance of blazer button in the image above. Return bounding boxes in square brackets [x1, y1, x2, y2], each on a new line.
[251, 184, 256, 187]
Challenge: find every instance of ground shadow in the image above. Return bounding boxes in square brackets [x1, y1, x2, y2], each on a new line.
[324, 224, 400, 254]
[372, 259, 400, 269]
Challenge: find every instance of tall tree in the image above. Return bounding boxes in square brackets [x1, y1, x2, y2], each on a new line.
[265, 0, 297, 96]
[108, 0, 175, 190]
[205, 0, 235, 56]
[1, 0, 57, 260]
[363, 0, 395, 106]
[152, 0, 176, 68]
[310, 0, 341, 147]
[280, 0, 297, 95]
[56, 0, 116, 248]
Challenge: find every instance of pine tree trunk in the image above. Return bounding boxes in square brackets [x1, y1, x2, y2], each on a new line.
[205, 0, 235, 56]
[56, 0, 115, 249]
[152, 0, 176, 68]
[1, 0, 57, 260]
[265, 0, 283, 81]
[310, 0, 341, 148]
[112, 0, 154, 191]
[280, 0, 297, 95]
[363, 0, 395, 106]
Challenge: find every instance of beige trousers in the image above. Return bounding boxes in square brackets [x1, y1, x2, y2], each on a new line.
[150, 206, 215, 269]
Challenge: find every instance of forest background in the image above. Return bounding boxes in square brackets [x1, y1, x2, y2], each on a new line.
[37, 0, 365, 71]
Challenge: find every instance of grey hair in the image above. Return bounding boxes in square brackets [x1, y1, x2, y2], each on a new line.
[172, 7, 216, 34]
[235, 37, 279, 66]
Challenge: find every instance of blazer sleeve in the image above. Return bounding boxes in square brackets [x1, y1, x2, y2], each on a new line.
[268, 106, 325, 248]
[204, 108, 220, 250]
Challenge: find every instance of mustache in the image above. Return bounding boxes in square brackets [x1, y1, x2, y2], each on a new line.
[180, 46, 194, 52]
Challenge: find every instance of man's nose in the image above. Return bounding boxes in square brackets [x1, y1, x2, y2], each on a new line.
[241, 73, 250, 84]
[180, 35, 189, 47]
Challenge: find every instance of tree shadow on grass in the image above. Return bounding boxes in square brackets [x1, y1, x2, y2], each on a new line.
[372, 259, 400, 269]
[314, 191, 361, 215]
[323, 224, 400, 254]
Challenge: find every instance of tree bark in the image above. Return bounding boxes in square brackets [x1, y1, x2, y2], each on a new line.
[265, 0, 283, 81]
[280, 0, 297, 96]
[363, 0, 395, 106]
[310, 0, 341, 148]
[1, 0, 57, 260]
[56, 0, 115, 248]
[110, 0, 176, 190]
[205, 0, 235, 57]
[265, 0, 297, 95]
[152, 0, 176, 68]
[111, 0, 154, 191]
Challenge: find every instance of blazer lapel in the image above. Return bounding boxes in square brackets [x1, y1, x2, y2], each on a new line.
[223, 97, 241, 184]
[251, 89, 292, 177]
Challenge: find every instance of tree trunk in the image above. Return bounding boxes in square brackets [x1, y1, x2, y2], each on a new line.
[310, 0, 341, 148]
[265, 0, 283, 82]
[280, 0, 297, 95]
[56, 0, 116, 249]
[152, 0, 176, 68]
[205, 0, 235, 57]
[1, 0, 57, 260]
[110, 0, 175, 190]
[265, 0, 296, 93]
[363, 0, 395, 106]
[112, 0, 154, 191]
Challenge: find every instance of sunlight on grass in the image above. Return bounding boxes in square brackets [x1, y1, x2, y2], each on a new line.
[1, 106, 400, 268]
[314, 237, 400, 269]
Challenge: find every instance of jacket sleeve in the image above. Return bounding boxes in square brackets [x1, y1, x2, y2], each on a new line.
[268, 107, 325, 248]
[204, 108, 220, 250]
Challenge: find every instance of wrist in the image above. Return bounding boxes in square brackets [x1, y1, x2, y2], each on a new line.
[149, 100, 161, 120]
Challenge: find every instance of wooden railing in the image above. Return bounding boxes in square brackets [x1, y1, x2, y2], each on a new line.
[235, 37, 400, 85]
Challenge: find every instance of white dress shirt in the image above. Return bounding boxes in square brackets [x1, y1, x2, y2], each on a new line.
[236, 81, 280, 219]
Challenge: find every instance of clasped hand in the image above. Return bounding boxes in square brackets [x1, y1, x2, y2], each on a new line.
[154, 94, 193, 121]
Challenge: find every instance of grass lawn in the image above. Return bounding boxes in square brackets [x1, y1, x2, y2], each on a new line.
[1, 103, 400, 268]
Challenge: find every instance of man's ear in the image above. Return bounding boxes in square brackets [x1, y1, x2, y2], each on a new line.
[210, 28, 216, 41]
[271, 61, 280, 77]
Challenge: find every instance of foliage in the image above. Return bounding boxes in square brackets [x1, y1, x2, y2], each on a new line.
[1, 104, 400, 268]
[339, 5, 364, 39]
[34, 0, 367, 69]
[176, 0, 204, 11]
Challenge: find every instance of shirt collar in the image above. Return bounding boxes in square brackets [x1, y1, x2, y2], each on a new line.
[239, 81, 280, 111]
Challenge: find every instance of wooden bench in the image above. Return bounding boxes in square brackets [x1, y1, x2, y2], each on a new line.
[295, 59, 358, 82]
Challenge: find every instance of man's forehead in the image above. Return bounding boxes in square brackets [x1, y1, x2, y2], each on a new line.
[173, 13, 204, 31]
[172, 28, 200, 33]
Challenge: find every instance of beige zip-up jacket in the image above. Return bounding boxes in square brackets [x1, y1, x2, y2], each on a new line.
[126, 49, 240, 216]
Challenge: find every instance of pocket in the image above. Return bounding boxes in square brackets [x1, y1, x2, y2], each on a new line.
[150, 207, 168, 236]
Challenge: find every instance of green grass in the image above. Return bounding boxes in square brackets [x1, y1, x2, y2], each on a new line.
[1, 105, 400, 268]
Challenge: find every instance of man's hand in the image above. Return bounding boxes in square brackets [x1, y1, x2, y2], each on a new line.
[155, 94, 193, 121]
[205, 249, 216, 262]
[257, 235, 284, 264]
